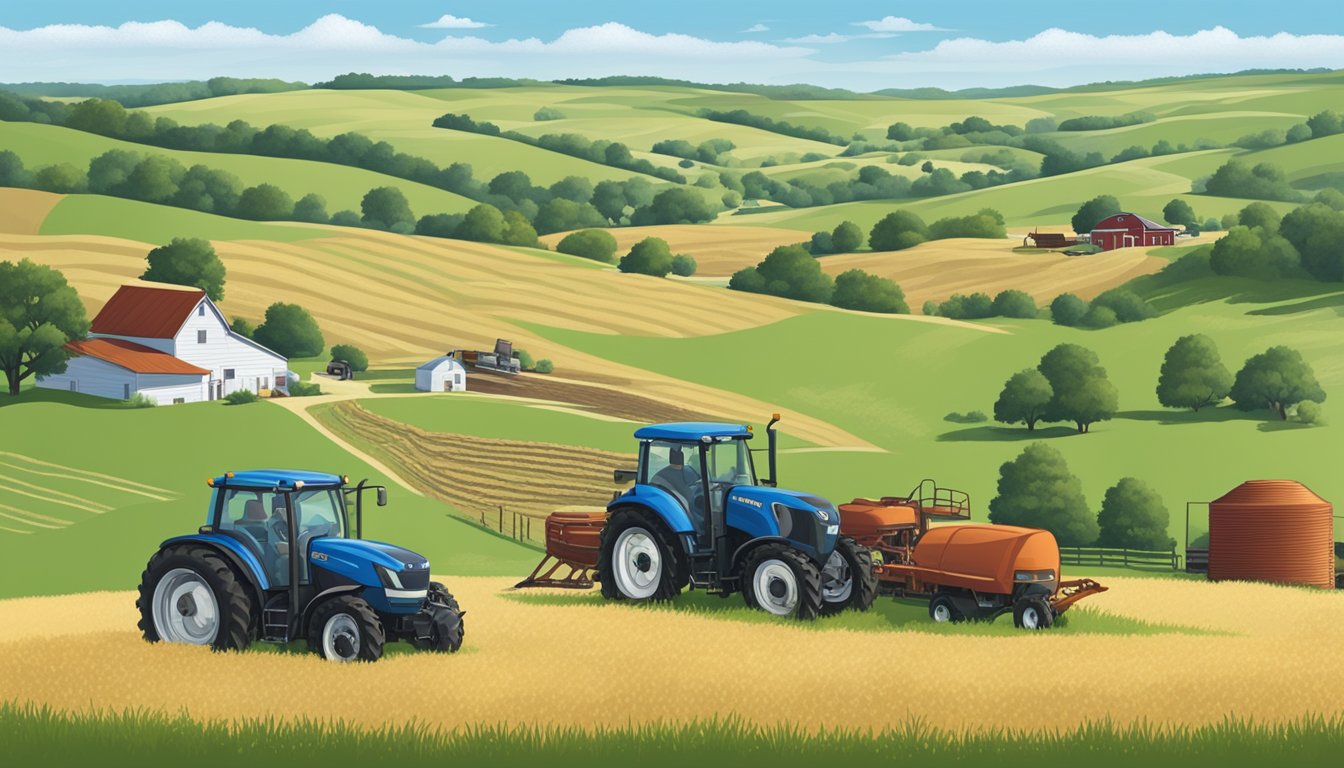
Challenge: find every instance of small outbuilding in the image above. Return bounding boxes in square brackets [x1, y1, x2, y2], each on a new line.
[415, 355, 468, 392]
[1207, 480, 1334, 589]
[1089, 213, 1178, 251]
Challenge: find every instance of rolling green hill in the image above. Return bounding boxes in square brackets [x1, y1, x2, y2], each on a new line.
[0, 121, 480, 217]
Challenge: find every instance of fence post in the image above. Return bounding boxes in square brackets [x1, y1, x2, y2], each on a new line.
[498, 506, 504, 533]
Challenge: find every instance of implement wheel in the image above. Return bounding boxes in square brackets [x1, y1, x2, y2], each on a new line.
[819, 537, 878, 615]
[1013, 597, 1055, 630]
[597, 507, 685, 602]
[741, 544, 822, 621]
[136, 544, 253, 652]
[929, 594, 964, 624]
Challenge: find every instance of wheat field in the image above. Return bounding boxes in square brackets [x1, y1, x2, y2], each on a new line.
[1, 576, 1341, 734]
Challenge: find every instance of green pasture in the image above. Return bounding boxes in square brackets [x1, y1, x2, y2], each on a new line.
[38, 194, 326, 243]
[0, 393, 536, 598]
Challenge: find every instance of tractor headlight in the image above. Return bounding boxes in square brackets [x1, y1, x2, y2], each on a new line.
[376, 564, 405, 590]
[812, 507, 831, 522]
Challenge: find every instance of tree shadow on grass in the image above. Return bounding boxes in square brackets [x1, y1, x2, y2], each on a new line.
[1246, 293, 1344, 317]
[1257, 419, 1314, 433]
[1116, 407, 1257, 425]
[936, 425, 1079, 442]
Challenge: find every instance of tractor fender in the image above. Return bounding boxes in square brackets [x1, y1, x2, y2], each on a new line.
[607, 486, 696, 534]
[161, 534, 269, 600]
[299, 585, 365, 636]
[729, 536, 793, 572]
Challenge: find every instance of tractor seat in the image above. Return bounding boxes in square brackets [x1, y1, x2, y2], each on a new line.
[838, 499, 920, 537]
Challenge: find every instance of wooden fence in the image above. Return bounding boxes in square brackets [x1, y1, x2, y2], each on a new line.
[1059, 546, 1183, 571]
[474, 506, 546, 548]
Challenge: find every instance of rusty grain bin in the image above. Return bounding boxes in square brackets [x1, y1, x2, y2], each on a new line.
[1208, 480, 1334, 589]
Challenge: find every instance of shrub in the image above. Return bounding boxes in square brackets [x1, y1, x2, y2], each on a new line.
[830, 269, 908, 313]
[1209, 225, 1301, 279]
[1050, 293, 1089, 326]
[534, 359, 555, 374]
[224, 390, 259, 405]
[533, 107, 566, 121]
[1295, 400, 1323, 425]
[937, 292, 993, 319]
[556, 229, 618, 263]
[630, 188, 716, 225]
[1204, 161, 1302, 203]
[670, 254, 698, 277]
[1097, 478, 1175, 550]
[330, 344, 368, 372]
[943, 410, 988, 423]
[288, 381, 322, 397]
[253, 302, 324, 358]
[868, 210, 929, 251]
[361, 187, 415, 230]
[230, 317, 254, 338]
[989, 443, 1098, 546]
[1090, 289, 1156, 323]
[125, 392, 156, 408]
[235, 183, 293, 220]
[921, 300, 939, 316]
[1081, 304, 1118, 329]
[729, 244, 834, 303]
[991, 290, 1037, 319]
[831, 221, 863, 252]
[929, 210, 1006, 239]
[618, 237, 675, 277]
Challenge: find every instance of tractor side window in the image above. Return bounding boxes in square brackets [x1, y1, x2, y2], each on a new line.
[294, 490, 345, 539]
[707, 439, 756, 486]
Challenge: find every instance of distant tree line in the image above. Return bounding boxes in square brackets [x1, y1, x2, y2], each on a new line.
[867, 208, 1007, 252]
[650, 138, 736, 165]
[0, 78, 303, 108]
[1056, 111, 1155, 132]
[1206, 198, 1344, 282]
[696, 108, 848, 146]
[1048, 289, 1156, 330]
[728, 244, 908, 314]
[924, 289, 1038, 320]
[432, 112, 686, 183]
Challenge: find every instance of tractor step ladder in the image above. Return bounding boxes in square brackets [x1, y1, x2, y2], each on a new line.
[261, 595, 291, 642]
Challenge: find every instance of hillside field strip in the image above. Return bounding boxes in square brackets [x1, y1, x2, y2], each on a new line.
[0, 575, 1342, 734]
[0, 451, 175, 536]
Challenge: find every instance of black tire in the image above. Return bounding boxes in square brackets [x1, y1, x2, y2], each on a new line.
[929, 594, 964, 624]
[597, 506, 686, 602]
[307, 594, 386, 661]
[420, 581, 465, 653]
[1013, 596, 1055, 630]
[136, 544, 253, 652]
[819, 537, 879, 615]
[741, 544, 823, 621]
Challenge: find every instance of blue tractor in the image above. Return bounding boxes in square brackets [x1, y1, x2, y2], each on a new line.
[597, 416, 877, 619]
[136, 470, 464, 662]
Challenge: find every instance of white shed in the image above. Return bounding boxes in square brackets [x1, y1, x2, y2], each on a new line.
[415, 356, 468, 392]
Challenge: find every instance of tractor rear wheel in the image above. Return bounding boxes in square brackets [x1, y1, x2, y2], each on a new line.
[741, 544, 822, 621]
[819, 537, 878, 615]
[136, 544, 253, 652]
[1013, 597, 1055, 630]
[929, 594, 964, 624]
[597, 507, 685, 602]
[308, 595, 386, 662]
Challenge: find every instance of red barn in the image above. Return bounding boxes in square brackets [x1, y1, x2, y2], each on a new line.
[1089, 213, 1177, 251]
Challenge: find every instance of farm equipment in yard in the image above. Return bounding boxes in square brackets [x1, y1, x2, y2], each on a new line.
[839, 490, 1107, 629]
[517, 415, 879, 620]
[136, 470, 464, 662]
[452, 338, 522, 375]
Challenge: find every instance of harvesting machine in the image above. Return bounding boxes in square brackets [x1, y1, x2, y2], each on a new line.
[839, 490, 1107, 628]
[518, 415, 878, 619]
[136, 470, 464, 661]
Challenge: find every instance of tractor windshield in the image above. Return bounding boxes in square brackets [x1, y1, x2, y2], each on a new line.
[707, 437, 757, 486]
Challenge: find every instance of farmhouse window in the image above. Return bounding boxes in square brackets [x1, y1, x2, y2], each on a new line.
[224, 369, 235, 380]
[198, 330, 207, 344]
[173, 398, 185, 405]
[198, 304, 205, 316]
[123, 384, 131, 399]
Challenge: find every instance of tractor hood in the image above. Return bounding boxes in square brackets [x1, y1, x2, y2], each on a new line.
[310, 538, 429, 576]
[729, 486, 840, 524]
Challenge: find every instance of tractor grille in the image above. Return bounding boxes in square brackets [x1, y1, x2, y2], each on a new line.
[785, 507, 820, 548]
[397, 568, 430, 591]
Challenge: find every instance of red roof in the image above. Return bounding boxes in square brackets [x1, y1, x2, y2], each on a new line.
[65, 338, 209, 376]
[90, 285, 206, 338]
[1093, 213, 1178, 232]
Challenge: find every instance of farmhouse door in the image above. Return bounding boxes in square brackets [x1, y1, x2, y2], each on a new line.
[1123, 235, 1136, 248]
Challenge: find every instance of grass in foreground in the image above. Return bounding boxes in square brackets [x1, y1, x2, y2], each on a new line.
[504, 589, 1213, 636]
[3, 703, 1340, 768]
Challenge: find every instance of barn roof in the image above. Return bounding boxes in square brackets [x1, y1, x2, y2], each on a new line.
[91, 285, 206, 338]
[1093, 213, 1177, 232]
[65, 338, 210, 375]
[1133, 214, 1177, 231]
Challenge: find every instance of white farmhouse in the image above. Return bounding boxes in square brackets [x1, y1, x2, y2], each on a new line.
[38, 284, 288, 405]
[415, 355, 468, 392]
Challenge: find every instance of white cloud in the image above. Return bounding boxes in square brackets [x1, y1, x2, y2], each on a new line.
[857, 16, 947, 33]
[743, 23, 769, 33]
[419, 14, 491, 30]
[0, 17, 1340, 91]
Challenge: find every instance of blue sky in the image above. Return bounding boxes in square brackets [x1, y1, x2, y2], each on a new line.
[1, 2, 1342, 89]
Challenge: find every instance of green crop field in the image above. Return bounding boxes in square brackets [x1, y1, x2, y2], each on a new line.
[0, 393, 535, 599]
[38, 194, 328, 243]
[0, 121, 479, 217]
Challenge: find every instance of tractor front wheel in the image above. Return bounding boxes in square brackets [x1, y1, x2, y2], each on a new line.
[597, 507, 685, 602]
[136, 544, 253, 652]
[308, 595, 386, 662]
[416, 581, 465, 653]
[819, 537, 878, 615]
[741, 545, 822, 621]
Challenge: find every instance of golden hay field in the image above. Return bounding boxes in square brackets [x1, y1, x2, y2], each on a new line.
[539, 223, 814, 278]
[817, 237, 1173, 306]
[1, 576, 1342, 734]
[0, 188, 61, 236]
